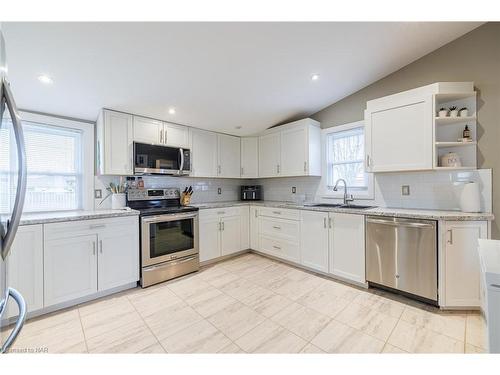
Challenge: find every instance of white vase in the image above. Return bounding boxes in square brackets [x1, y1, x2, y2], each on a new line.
[449, 110, 459, 117]
[459, 109, 469, 117]
[111, 193, 126, 209]
[438, 110, 448, 118]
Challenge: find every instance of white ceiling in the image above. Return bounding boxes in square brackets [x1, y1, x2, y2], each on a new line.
[2, 22, 482, 135]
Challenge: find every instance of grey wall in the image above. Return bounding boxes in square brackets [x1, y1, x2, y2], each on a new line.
[311, 22, 500, 238]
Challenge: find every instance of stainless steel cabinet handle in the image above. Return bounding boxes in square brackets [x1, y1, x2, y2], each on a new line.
[366, 154, 370, 167]
[272, 211, 281, 215]
[218, 165, 221, 174]
[164, 129, 167, 144]
[99, 239, 103, 254]
[277, 164, 280, 174]
[254, 210, 258, 218]
[304, 161, 307, 173]
[272, 245, 281, 250]
[221, 222, 225, 231]
[92, 241, 96, 255]
[272, 226, 281, 230]
[218, 222, 221, 231]
[217, 211, 225, 215]
[328, 218, 332, 228]
[89, 224, 106, 230]
[160, 129, 163, 143]
[447, 229, 453, 244]
[323, 217, 327, 228]
[1, 79, 27, 260]
[241, 167, 244, 175]
[0, 288, 27, 353]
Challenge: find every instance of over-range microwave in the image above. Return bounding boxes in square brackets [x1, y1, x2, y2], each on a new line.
[134, 142, 191, 176]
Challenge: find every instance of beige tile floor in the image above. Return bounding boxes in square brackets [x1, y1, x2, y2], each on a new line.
[4, 253, 488, 354]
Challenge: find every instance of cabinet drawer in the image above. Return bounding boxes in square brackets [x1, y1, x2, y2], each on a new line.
[260, 217, 299, 243]
[260, 235, 299, 263]
[199, 206, 242, 219]
[259, 207, 300, 221]
[44, 216, 138, 241]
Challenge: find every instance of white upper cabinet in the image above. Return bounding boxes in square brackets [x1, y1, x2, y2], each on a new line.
[164, 122, 189, 148]
[96, 109, 133, 175]
[365, 82, 475, 172]
[259, 118, 321, 178]
[240, 137, 259, 178]
[190, 128, 218, 177]
[133, 116, 163, 145]
[132, 116, 189, 148]
[217, 134, 241, 178]
[259, 132, 281, 177]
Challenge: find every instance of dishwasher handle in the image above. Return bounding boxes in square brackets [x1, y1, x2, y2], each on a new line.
[366, 217, 435, 229]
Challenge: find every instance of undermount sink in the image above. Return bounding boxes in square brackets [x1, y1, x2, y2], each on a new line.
[308, 203, 375, 210]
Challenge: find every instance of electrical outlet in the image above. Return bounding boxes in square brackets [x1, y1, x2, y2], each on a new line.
[402, 185, 410, 196]
[292, 187, 296, 194]
[217, 187, 222, 195]
[94, 189, 102, 199]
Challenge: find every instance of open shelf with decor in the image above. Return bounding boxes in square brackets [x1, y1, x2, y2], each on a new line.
[433, 86, 477, 170]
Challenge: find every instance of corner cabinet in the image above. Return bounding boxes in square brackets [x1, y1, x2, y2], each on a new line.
[365, 82, 475, 173]
[96, 109, 134, 175]
[217, 134, 241, 178]
[440, 220, 488, 308]
[258, 118, 321, 178]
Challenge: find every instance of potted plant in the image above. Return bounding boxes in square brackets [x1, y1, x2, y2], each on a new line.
[438, 107, 448, 118]
[459, 107, 469, 117]
[449, 106, 458, 117]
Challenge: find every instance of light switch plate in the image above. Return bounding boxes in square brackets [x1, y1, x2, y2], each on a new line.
[94, 189, 102, 199]
[292, 187, 296, 194]
[217, 188, 222, 195]
[402, 185, 410, 196]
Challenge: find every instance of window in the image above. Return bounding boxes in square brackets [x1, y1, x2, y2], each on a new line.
[322, 121, 373, 199]
[0, 112, 94, 214]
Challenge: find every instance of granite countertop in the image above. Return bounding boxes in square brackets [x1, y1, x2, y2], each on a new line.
[192, 201, 494, 221]
[18, 208, 139, 226]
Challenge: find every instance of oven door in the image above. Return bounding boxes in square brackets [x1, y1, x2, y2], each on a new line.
[141, 212, 198, 267]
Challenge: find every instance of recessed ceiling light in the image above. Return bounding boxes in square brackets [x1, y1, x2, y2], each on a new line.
[311, 74, 320, 81]
[168, 107, 176, 115]
[38, 74, 53, 84]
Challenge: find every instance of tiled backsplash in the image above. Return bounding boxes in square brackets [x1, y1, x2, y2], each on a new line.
[94, 175, 252, 209]
[95, 169, 492, 213]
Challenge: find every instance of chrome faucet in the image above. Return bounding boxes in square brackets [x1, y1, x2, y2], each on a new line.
[333, 178, 354, 206]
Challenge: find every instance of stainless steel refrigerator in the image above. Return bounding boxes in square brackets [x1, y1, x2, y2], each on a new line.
[0, 25, 28, 354]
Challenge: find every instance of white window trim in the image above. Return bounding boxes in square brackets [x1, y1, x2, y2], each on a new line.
[319, 120, 374, 200]
[19, 111, 95, 211]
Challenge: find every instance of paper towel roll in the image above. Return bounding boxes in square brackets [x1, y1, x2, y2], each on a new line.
[460, 182, 481, 213]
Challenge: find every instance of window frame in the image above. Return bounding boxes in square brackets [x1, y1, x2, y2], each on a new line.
[320, 120, 374, 200]
[18, 111, 94, 211]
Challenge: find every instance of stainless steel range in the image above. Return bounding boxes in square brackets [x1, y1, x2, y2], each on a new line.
[127, 188, 199, 287]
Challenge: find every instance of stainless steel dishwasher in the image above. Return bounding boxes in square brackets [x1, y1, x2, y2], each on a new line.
[366, 216, 438, 304]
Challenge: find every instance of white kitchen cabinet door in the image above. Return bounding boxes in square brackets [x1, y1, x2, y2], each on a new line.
[164, 122, 189, 148]
[241, 137, 259, 178]
[300, 211, 329, 273]
[97, 225, 139, 292]
[281, 126, 307, 176]
[365, 94, 433, 172]
[5, 225, 44, 318]
[443, 221, 487, 308]
[133, 116, 163, 144]
[249, 206, 260, 251]
[199, 214, 221, 262]
[44, 234, 98, 307]
[98, 110, 133, 175]
[191, 129, 218, 177]
[218, 134, 241, 178]
[240, 206, 250, 250]
[329, 213, 365, 284]
[221, 215, 241, 256]
[259, 132, 281, 177]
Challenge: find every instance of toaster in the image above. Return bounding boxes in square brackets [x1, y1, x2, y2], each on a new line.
[240, 185, 262, 201]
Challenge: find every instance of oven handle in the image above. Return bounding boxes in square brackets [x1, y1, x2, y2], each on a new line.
[141, 212, 198, 223]
[145, 255, 198, 270]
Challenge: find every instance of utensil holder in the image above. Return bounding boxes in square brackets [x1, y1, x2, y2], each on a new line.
[181, 193, 191, 206]
[111, 193, 126, 209]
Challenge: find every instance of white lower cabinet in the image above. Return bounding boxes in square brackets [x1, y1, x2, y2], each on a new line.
[442, 220, 488, 308]
[44, 234, 98, 306]
[5, 225, 44, 318]
[240, 206, 250, 250]
[199, 207, 247, 262]
[44, 216, 139, 307]
[329, 213, 366, 284]
[300, 211, 329, 273]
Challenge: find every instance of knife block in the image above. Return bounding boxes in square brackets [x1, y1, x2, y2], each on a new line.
[180, 193, 191, 206]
